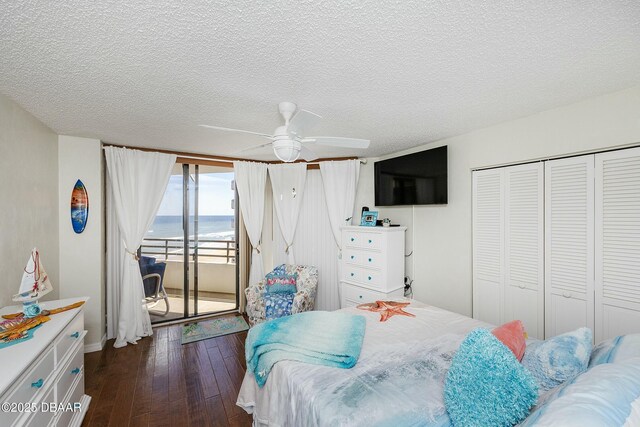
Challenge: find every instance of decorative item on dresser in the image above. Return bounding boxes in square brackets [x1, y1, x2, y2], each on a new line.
[359, 210, 378, 227]
[0, 298, 90, 427]
[340, 225, 407, 308]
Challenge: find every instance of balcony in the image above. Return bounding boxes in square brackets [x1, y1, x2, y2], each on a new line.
[141, 237, 237, 322]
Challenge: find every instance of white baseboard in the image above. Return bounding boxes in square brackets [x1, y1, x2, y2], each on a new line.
[84, 333, 107, 353]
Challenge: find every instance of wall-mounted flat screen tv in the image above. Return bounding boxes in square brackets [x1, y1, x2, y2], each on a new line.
[374, 145, 448, 206]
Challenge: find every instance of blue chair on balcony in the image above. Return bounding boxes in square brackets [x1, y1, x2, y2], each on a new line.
[138, 256, 170, 316]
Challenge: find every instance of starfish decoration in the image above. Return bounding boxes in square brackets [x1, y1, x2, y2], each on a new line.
[356, 300, 416, 322]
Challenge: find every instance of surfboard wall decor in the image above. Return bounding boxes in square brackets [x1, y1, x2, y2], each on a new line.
[70, 179, 89, 234]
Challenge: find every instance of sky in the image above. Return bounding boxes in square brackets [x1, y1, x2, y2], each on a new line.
[156, 172, 235, 216]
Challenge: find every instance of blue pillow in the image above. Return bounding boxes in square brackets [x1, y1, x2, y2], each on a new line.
[264, 293, 294, 320]
[520, 357, 640, 426]
[522, 327, 592, 392]
[444, 329, 538, 427]
[589, 334, 640, 367]
[271, 264, 287, 275]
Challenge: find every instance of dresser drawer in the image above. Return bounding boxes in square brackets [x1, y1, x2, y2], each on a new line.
[344, 231, 383, 250]
[344, 248, 382, 269]
[359, 269, 385, 288]
[343, 283, 388, 304]
[343, 266, 360, 282]
[54, 372, 84, 427]
[55, 312, 84, 365]
[56, 345, 84, 403]
[0, 347, 55, 427]
[7, 347, 55, 403]
[25, 386, 55, 427]
[342, 265, 385, 289]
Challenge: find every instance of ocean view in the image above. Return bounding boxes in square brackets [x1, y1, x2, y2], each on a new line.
[146, 215, 235, 240]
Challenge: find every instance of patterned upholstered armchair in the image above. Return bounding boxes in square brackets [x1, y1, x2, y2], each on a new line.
[245, 264, 318, 326]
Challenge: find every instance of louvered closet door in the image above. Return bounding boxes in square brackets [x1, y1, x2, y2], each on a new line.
[595, 147, 640, 342]
[473, 168, 504, 325]
[504, 163, 544, 339]
[545, 155, 595, 338]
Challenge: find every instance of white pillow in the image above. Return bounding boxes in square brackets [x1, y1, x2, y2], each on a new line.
[520, 357, 640, 426]
[590, 334, 640, 367]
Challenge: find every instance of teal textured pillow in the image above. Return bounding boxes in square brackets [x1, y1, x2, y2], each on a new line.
[444, 329, 538, 427]
[264, 272, 297, 294]
[521, 327, 592, 392]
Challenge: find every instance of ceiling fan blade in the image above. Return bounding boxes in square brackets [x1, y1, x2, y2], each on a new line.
[234, 142, 273, 154]
[287, 109, 322, 137]
[199, 124, 273, 139]
[300, 146, 319, 162]
[303, 137, 370, 149]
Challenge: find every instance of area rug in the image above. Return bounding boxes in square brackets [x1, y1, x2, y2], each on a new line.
[182, 316, 249, 345]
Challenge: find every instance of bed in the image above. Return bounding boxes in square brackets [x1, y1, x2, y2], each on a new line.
[236, 299, 640, 426]
[237, 300, 491, 426]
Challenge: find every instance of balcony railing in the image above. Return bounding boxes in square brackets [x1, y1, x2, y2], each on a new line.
[140, 237, 236, 264]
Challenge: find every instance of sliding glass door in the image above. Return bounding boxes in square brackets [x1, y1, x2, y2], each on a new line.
[141, 162, 238, 323]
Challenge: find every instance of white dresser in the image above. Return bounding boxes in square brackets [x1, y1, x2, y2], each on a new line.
[340, 226, 407, 308]
[0, 298, 91, 427]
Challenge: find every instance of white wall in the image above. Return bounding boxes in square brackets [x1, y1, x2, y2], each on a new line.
[58, 136, 105, 351]
[0, 94, 59, 307]
[357, 85, 640, 317]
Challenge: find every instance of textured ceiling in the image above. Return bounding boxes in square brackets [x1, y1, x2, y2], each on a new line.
[1, 1, 639, 160]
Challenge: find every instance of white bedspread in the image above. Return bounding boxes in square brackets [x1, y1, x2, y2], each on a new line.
[237, 300, 491, 427]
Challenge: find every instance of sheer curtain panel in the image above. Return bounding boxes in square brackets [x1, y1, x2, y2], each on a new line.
[105, 146, 176, 348]
[319, 159, 361, 251]
[268, 163, 307, 264]
[233, 161, 268, 288]
[106, 187, 124, 341]
[320, 160, 361, 304]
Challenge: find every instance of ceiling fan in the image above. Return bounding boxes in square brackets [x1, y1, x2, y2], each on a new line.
[199, 101, 370, 162]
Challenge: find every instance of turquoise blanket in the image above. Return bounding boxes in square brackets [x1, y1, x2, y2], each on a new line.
[246, 311, 366, 387]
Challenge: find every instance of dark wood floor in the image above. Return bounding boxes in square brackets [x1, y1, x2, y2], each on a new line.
[81, 316, 253, 427]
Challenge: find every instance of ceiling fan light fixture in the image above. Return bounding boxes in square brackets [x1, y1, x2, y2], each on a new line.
[273, 139, 301, 162]
[201, 101, 370, 161]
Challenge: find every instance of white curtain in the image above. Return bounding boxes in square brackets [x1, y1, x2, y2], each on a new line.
[105, 147, 176, 348]
[320, 160, 361, 303]
[268, 163, 307, 264]
[319, 159, 361, 249]
[233, 161, 268, 288]
[106, 187, 124, 342]
[272, 170, 339, 309]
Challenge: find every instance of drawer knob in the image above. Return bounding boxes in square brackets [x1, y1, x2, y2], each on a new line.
[71, 367, 81, 375]
[71, 331, 80, 339]
[351, 237, 355, 242]
[359, 295, 363, 299]
[350, 273, 354, 277]
[368, 276, 372, 280]
[368, 258, 372, 262]
[350, 255, 355, 259]
[368, 239, 372, 243]
[31, 378, 44, 388]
